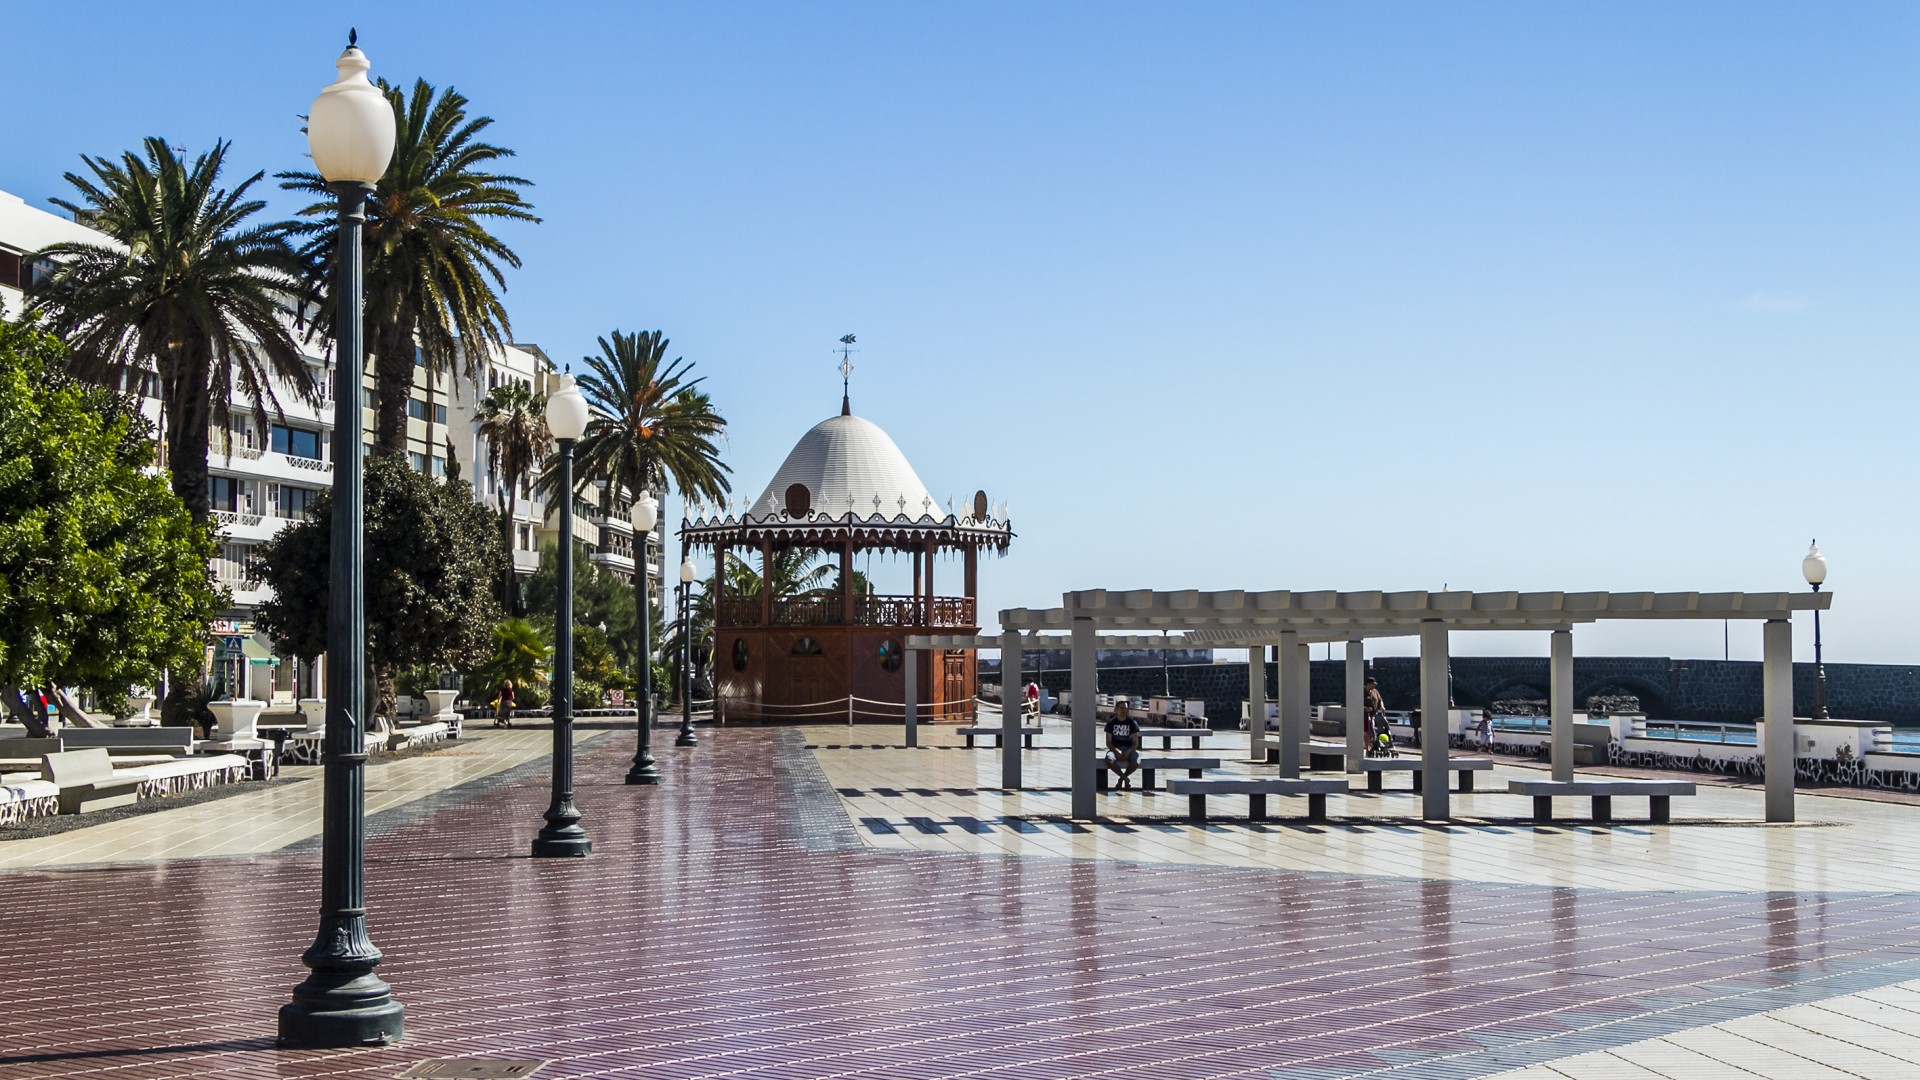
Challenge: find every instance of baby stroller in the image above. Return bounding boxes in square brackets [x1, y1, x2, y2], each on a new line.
[1365, 713, 1397, 758]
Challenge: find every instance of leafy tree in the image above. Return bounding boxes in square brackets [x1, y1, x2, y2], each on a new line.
[523, 542, 637, 667]
[282, 80, 538, 458]
[28, 138, 316, 525]
[468, 617, 550, 706]
[0, 312, 222, 735]
[536, 330, 730, 681]
[251, 456, 504, 719]
[476, 380, 546, 613]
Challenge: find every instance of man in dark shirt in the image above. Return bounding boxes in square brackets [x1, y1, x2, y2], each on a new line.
[1105, 699, 1143, 790]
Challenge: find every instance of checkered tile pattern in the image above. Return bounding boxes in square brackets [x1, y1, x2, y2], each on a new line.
[3, 728, 1918, 1078]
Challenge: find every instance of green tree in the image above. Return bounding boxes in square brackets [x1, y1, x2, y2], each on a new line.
[523, 542, 638, 668]
[251, 456, 505, 720]
[475, 380, 546, 613]
[537, 330, 730, 678]
[29, 137, 317, 524]
[0, 312, 222, 735]
[282, 80, 538, 458]
[469, 617, 550, 709]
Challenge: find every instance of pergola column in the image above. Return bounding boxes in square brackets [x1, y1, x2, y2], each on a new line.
[1420, 619, 1450, 821]
[1277, 630, 1303, 779]
[1071, 615, 1097, 820]
[1246, 644, 1267, 764]
[1344, 639, 1365, 772]
[1550, 629, 1574, 781]
[903, 647, 918, 748]
[1000, 631, 1022, 790]
[1764, 618, 1795, 823]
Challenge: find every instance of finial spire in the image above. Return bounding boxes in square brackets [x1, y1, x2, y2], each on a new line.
[837, 333, 857, 416]
[349, 27, 358, 48]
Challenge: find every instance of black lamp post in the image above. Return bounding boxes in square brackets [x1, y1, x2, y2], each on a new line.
[677, 548, 699, 746]
[532, 374, 592, 857]
[280, 33, 404, 1049]
[1803, 540, 1829, 720]
[627, 493, 662, 783]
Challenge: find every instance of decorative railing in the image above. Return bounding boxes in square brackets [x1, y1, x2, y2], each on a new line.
[213, 510, 264, 528]
[715, 593, 976, 629]
[287, 456, 331, 473]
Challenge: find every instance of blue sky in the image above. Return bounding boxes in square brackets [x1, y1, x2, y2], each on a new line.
[5, 2, 1915, 663]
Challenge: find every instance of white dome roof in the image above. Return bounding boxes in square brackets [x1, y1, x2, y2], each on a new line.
[749, 414, 940, 520]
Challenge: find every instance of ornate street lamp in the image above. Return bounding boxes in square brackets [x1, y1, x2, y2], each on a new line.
[626, 492, 663, 783]
[1803, 540, 1829, 720]
[532, 374, 592, 857]
[677, 552, 699, 746]
[280, 31, 403, 1049]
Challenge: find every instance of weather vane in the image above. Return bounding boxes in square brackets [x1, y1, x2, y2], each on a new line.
[837, 333, 857, 415]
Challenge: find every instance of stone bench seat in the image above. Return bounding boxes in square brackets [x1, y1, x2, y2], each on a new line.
[1507, 777, 1697, 824]
[1136, 727, 1210, 750]
[0, 779, 60, 824]
[1094, 755, 1222, 792]
[40, 748, 143, 815]
[1164, 776, 1348, 823]
[120, 754, 251, 797]
[61, 728, 193, 757]
[1357, 756, 1494, 792]
[958, 726, 1042, 749]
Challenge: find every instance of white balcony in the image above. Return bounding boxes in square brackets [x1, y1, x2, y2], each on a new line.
[512, 548, 540, 573]
[589, 549, 636, 574]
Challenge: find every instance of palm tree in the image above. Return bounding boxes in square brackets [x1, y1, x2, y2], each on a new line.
[29, 138, 316, 523]
[476, 380, 547, 612]
[539, 330, 731, 679]
[282, 79, 537, 459]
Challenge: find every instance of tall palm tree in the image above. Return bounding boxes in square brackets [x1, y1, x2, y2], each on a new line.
[539, 330, 731, 676]
[29, 137, 316, 523]
[476, 380, 547, 613]
[282, 79, 537, 459]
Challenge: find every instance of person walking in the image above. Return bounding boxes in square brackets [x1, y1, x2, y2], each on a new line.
[1476, 707, 1494, 752]
[494, 679, 516, 728]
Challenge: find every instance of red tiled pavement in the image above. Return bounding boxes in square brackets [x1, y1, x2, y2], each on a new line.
[3, 728, 1919, 1079]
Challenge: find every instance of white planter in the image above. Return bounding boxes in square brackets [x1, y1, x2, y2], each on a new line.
[118, 694, 158, 728]
[424, 689, 461, 738]
[298, 698, 326, 734]
[209, 698, 266, 740]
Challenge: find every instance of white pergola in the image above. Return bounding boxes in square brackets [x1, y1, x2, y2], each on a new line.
[905, 632, 1209, 789]
[993, 588, 1831, 823]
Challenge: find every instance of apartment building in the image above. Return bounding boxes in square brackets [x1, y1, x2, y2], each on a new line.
[2, 184, 657, 703]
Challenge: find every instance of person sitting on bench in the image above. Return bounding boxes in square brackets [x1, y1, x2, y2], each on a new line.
[1105, 699, 1143, 790]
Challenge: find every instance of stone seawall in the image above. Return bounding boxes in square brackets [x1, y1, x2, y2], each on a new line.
[1013, 657, 1920, 727]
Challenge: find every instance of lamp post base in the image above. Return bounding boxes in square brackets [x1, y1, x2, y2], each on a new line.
[675, 725, 698, 747]
[530, 833, 592, 858]
[625, 757, 662, 784]
[277, 974, 405, 1048]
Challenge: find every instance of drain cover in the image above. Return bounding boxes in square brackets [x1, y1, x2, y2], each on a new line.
[398, 1061, 548, 1079]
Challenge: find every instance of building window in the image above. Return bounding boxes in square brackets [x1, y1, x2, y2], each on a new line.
[0, 249, 20, 290]
[406, 398, 445, 424]
[279, 485, 321, 519]
[410, 451, 427, 473]
[270, 424, 322, 461]
[208, 476, 238, 512]
[431, 454, 446, 477]
[878, 639, 903, 673]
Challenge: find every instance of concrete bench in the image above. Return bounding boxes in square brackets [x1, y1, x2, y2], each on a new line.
[61, 727, 194, 757]
[1138, 726, 1209, 750]
[1508, 777, 1697, 823]
[958, 726, 1042, 749]
[1164, 776, 1348, 823]
[1095, 755, 1222, 793]
[1358, 757, 1494, 792]
[40, 748, 142, 815]
[120, 754, 251, 797]
[1257, 736, 1345, 768]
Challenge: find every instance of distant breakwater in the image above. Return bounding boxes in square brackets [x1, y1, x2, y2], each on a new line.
[988, 657, 1920, 727]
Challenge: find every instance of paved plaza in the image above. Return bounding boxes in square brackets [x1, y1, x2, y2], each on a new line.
[5, 722, 1920, 1078]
